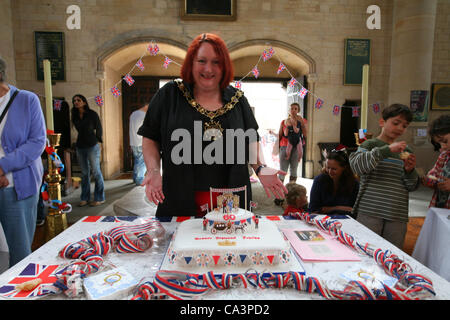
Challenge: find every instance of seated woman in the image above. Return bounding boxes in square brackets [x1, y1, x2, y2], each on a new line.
[309, 149, 359, 218]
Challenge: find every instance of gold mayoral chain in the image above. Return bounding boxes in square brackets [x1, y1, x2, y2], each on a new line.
[175, 79, 243, 140]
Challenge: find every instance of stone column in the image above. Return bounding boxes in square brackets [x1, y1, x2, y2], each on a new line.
[388, 0, 437, 104]
[0, 0, 16, 84]
[305, 73, 318, 179]
[388, 0, 437, 174]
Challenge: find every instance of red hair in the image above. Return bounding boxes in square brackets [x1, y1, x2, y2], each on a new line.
[181, 33, 234, 90]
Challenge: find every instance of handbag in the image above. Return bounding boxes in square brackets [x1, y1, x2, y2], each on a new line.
[0, 89, 19, 125]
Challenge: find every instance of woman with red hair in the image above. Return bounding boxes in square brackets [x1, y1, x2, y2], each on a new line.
[138, 33, 287, 217]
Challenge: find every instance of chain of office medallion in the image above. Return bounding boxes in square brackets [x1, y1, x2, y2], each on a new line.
[175, 79, 243, 120]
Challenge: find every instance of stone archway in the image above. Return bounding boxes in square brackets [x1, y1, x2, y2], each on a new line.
[96, 35, 187, 178]
[228, 39, 317, 178]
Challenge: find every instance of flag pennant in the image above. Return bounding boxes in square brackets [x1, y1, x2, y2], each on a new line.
[250, 201, 258, 209]
[352, 106, 360, 117]
[277, 63, 286, 75]
[298, 87, 308, 99]
[53, 100, 62, 111]
[95, 95, 104, 107]
[135, 59, 145, 71]
[234, 81, 242, 90]
[123, 74, 135, 86]
[163, 57, 172, 69]
[315, 98, 324, 109]
[252, 66, 260, 79]
[372, 103, 380, 113]
[111, 86, 121, 98]
[333, 105, 341, 116]
[288, 77, 297, 88]
[262, 47, 274, 62]
[200, 203, 208, 212]
[147, 43, 159, 56]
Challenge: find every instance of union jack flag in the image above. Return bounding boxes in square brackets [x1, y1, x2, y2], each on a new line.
[136, 59, 145, 71]
[333, 105, 341, 116]
[298, 87, 308, 99]
[123, 74, 135, 86]
[163, 57, 172, 69]
[252, 66, 260, 78]
[288, 77, 297, 87]
[262, 47, 274, 62]
[372, 103, 380, 113]
[95, 95, 104, 107]
[147, 43, 159, 56]
[277, 62, 286, 74]
[0, 263, 61, 299]
[234, 81, 242, 90]
[200, 203, 208, 212]
[250, 201, 258, 209]
[315, 98, 324, 109]
[111, 86, 121, 97]
[53, 99, 62, 111]
[352, 106, 360, 117]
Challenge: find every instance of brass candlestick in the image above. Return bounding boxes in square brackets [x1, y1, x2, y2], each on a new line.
[44, 133, 68, 241]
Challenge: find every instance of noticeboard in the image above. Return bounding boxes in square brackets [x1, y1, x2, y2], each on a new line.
[35, 31, 65, 81]
[344, 39, 371, 86]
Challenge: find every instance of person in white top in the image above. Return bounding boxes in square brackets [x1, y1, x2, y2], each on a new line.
[129, 104, 148, 185]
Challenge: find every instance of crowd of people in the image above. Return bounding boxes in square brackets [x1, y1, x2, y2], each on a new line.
[0, 33, 448, 270]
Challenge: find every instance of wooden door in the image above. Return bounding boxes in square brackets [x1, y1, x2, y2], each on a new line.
[122, 77, 160, 172]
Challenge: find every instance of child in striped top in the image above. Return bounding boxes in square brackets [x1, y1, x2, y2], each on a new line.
[422, 115, 450, 208]
[349, 104, 419, 249]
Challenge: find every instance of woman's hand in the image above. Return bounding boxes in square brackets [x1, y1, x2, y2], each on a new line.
[0, 175, 9, 188]
[437, 178, 450, 192]
[257, 166, 288, 199]
[142, 171, 165, 205]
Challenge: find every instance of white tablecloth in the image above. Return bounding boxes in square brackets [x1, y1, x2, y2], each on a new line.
[412, 207, 450, 282]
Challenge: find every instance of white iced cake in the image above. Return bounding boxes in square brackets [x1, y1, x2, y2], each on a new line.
[167, 210, 291, 269]
[83, 267, 139, 300]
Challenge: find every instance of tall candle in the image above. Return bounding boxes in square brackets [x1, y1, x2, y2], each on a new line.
[360, 64, 369, 130]
[43, 59, 54, 131]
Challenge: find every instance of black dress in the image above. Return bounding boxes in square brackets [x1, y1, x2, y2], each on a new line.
[138, 80, 259, 217]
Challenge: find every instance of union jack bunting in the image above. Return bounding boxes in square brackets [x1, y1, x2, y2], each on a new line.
[298, 87, 308, 99]
[262, 47, 274, 62]
[147, 43, 159, 56]
[252, 66, 260, 78]
[352, 106, 360, 117]
[0, 263, 61, 299]
[277, 63, 286, 74]
[123, 74, 135, 86]
[288, 77, 297, 87]
[111, 86, 121, 97]
[333, 105, 341, 116]
[234, 81, 242, 90]
[372, 103, 380, 113]
[315, 98, 324, 109]
[95, 95, 104, 107]
[136, 59, 145, 71]
[163, 57, 172, 69]
[53, 99, 62, 111]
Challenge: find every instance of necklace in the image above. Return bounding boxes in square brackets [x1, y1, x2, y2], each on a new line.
[175, 79, 243, 140]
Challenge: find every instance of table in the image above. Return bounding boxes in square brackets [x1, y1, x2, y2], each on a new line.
[412, 207, 450, 282]
[1, 214, 450, 300]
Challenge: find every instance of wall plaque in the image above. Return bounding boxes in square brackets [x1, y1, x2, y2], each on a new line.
[344, 39, 371, 85]
[35, 31, 65, 81]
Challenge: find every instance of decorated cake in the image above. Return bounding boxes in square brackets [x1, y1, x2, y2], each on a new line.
[166, 187, 292, 270]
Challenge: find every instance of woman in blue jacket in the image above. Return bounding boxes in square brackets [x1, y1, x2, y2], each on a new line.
[0, 57, 46, 266]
